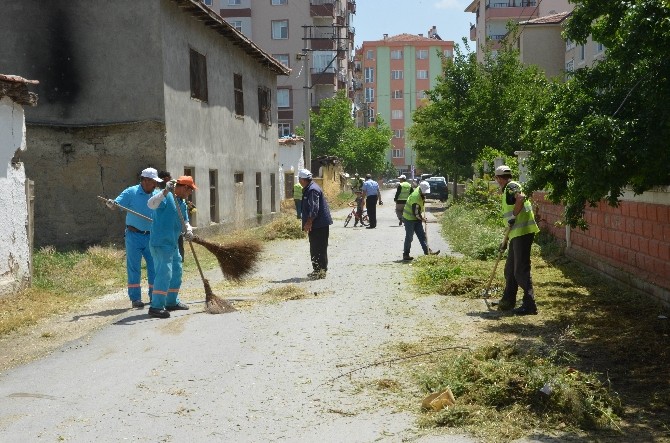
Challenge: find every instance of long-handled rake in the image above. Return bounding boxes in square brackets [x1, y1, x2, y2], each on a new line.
[482, 226, 511, 311]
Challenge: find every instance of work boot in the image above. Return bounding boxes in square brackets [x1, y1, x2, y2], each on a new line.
[496, 298, 515, 311]
[166, 302, 190, 311]
[148, 308, 170, 319]
[402, 254, 414, 261]
[427, 249, 440, 255]
[131, 300, 145, 309]
[513, 305, 538, 316]
[399, 220, 403, 226]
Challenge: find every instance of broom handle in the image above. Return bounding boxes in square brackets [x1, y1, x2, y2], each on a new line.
[98, 196, 152, 221]
[172, 192, 208, 283]
[484, 226, 511, 293]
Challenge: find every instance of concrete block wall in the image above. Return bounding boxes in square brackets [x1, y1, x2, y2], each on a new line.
[534, 190, 670, 307]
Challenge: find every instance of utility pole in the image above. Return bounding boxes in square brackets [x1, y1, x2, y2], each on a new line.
[301, 25, 312, 171]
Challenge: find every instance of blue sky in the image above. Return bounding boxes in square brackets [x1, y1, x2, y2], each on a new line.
[353, 0, 473, 48]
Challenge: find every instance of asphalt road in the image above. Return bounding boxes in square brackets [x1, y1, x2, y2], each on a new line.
[0, 189, 479, 442]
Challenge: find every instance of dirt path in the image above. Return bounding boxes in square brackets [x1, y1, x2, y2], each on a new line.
[0, 189, 481, 442]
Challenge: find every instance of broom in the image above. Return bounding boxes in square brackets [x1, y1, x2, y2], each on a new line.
[172, 192, 242, 314]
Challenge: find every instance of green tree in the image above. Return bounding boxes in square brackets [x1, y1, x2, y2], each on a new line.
[410, 39, 549, 186]
[310, 91, 391, 175]
[526, 0, 670, 227]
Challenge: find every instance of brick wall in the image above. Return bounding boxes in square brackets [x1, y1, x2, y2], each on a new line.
[533, 189, 670, 307]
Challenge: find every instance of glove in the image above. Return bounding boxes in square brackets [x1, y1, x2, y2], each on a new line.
[508, 217, 516, 227]
[183, 228, 194, 242]
[106, 199, 117, 210]
[166, 179, 177, 193]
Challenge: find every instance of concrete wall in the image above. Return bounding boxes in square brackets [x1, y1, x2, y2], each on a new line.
[0, 0, 165, 125]
[23, 122, 166, 247]
[520, 25, 566, 80]
[160, 0, 280, 228]
[0, 97, 31, 295]
[534, 188, 670, 307]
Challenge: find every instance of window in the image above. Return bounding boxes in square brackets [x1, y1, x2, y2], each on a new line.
[274, 54, 290, 68]
[417, 49, 428, 59]
[277, 88, 290, 108]
[392, 149, 402, 158]
[272, 0, 287, 4]
[270, 173, 276, 213]
[367, 106, 375, 123]
[312, 51, 336, 73]
[272, 20, 288, 39]
[391, 50, 403, 59]
[256, 172, 262, 215]
[417, 70, 428, 79]
[393, 129, 404, 138]
[184, 167, 196, 225]
[209, 170, 219, 223]
[391, 70, 403, 80]
[229, 20, 243, 33]
[189, 48, 208, 102]
[417, 90, 427, 99]
[392, 109, 403, 119]
[234, 172, 244, 184]
[443, 49, 453, 58]
[202, 0, 212, 5]
[565, 39, 575, 51]
[365, 87, 374, 103]
[278, 122, 291, 137]
[228, 0, 241, 4]
[258, 86, 271, 125]
[366, 49, 374, 60]
[364, 67, 374, 83]
[234, 73, 244, 116]
[392, 90, 403, 99]
[579, 45, 585, 61]
[565, 59, 574, 72]
[595, 42, 604, 53]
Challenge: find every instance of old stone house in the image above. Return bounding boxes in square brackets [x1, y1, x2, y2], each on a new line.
[0, 0, 289, 247]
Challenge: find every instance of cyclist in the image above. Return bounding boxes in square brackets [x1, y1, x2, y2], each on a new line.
[349, 190, 364, 227]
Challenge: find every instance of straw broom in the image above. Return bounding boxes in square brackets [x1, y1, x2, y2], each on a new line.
[172, 192, 261, 314]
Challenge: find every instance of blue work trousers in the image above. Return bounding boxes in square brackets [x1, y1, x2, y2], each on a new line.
[125, 230, 155, 302]
[149, 245, 183, 310]
[403, 218, 428, 255]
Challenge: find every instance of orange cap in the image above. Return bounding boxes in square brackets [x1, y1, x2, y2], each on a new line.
[176, 175, 197, 190]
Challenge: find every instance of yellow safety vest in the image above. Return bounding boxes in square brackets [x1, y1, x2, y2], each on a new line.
[403, 190, 424, 221]
[502, 181, 539, 239]
[397, 181, 412, 201]
[293, 183, 303, 200]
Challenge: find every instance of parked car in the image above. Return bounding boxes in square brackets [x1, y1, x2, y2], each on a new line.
[383, 179, 400, 188]
[425, 177, 448, 202]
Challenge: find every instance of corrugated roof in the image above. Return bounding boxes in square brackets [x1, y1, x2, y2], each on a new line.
[520, 11, 571, 25]
[172, 0, 290, 76]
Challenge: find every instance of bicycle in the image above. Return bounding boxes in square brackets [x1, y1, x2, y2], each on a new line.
[344, 206, 369, 227]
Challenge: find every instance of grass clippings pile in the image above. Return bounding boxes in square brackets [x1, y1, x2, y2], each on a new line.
[416, 343, 622, 441]
[258, 215, 305, 241]
[262, 284, 310, 302]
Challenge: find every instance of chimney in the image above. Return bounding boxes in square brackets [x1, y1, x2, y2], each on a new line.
[383, 33, 388, 40]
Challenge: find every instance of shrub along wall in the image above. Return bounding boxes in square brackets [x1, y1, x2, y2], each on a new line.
[533, 188, 670, 307]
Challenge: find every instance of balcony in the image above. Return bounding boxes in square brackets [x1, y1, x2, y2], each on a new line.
[488, 0, 536, 7]
[347, 0, 356, 14]
[310, 0, 334, 18]
[311, 68, 336, 86]
[486, 1, 538, 19]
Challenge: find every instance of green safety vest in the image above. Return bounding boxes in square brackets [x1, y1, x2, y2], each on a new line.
[403, 189, 424, 221]
[397, 181, 412, 201]
[502, 181, 539, 239]
[293, 182, 303, 200]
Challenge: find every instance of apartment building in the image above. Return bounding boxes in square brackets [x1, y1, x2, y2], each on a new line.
[214, 0, 356, 138]
[358, 29, 454, 176]
[465, 0, 571, 62]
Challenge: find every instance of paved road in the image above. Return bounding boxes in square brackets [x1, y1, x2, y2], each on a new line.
[0, 189, 478, 442]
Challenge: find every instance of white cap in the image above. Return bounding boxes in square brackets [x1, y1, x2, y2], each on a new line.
[494, 165, 512, 176]
[398, 174, 406, 179]
[140, 167, 163, 182]
[419, 181, 430, 194]
[298, 169, 312, 179]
